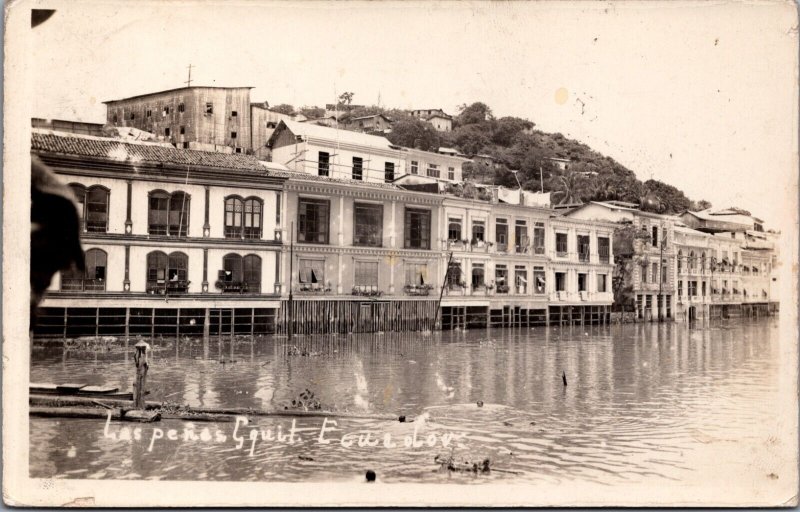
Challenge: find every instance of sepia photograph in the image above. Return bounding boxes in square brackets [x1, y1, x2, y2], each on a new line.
[3, 0, 799, 507]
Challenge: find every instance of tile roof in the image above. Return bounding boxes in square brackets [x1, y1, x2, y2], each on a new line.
[31, 130, 268, 173]
[269, 168, 402, 190]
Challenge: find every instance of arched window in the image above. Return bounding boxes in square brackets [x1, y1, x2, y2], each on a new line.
[224, 196, 243, 238]
[700, 252, 706, 273]
[225, 196, 262, 239]
[61, 248, 106, 291]
[243, 198, 263, 239]
[219, 253, 260, 293]
[69, 184, 109, 232]
[147, 251, 189, 294]
[677, 250, 683, 273]
[689, 251, 695, 271]
[149, 190, 190, 236]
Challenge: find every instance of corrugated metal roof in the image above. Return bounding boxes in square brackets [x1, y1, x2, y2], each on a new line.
[103, 85, 254, 104]
[31, 130, 268, 172]
[280, 120, 394, 149]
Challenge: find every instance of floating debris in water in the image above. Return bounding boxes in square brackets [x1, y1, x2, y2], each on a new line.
[365, 469, 376, 482]
[434, 453, 491, 474]
[298, 455, 314, 461]
[477, 401, 484, 408]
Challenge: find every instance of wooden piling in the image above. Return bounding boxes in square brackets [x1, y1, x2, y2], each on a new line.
[133, 341, 150, 409]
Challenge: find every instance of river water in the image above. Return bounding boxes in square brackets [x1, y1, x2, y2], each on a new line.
[29, 318, 792, 489]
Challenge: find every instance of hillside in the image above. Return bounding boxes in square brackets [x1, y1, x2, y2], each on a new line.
[295, 100, 710, 214]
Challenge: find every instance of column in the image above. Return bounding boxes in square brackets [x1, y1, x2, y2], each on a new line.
[202, 248, 209, 292]
[124, 180, 133, 234]
[390, 199, 397, 248]
[203, 186, 210, 238]
[123, 245, 131, 291]
[338, 197, 344, 247]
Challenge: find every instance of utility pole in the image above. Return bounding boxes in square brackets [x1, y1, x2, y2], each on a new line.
[433, 252, 454, 330]
[288, 221, 294, 341]
[185, 64, 193, 87]
[539, 165, 544, 194]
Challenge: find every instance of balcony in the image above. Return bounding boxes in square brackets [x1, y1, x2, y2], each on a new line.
[61, 278, 106, 292]
[404, 284, 433, 296]
[471, 285, 490, 296]
[578, 252, 590, 263]
[146, 280, 190, 295]
[215, 281, 260, 294]
[468, 240, 492, 253]
[495, 243, 508, 254]
[446, 239, 469, 252]
[444, 284, 467, 296]
[352, 285, 383, 297]
[297, 282, 332, 294]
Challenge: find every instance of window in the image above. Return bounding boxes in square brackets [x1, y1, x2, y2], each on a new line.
[642, 263, 648, 283]
[299, 259, 325, 289]
[515, 266, 527, 293]
[446, 262, 462, 288]
[556, 233, 568, 256]
[130, 112, 135, 120]
[298, 198, 330, 244]
[178, 103, 185, 113]
[702, 281, 707, 296]
[70, 184, 110, 233]
[384, 162, 395, 183]
[148, 190, 190, 236]
[165, 127, 171, 137]
[180, 126, 185, 135]
[61, 248, 107, 292]
[471, 263, 485, 288]
[652, 262, 659, 284]
[577, 235, 590, 262]
[652, 226, 659, 247]
[448, 218, 462, 241]
[405, 263, 428, 286]
[678, 250, 683, 273]
[533, 222, 545, 255]
[578, 273, 587, 292]
[163, 106, 170, 116]
[231, 131, 237, 139]
[404, 208, 431, 249]
[597, 274, 607, 292]
[555, 272, 566, 292]
[242, 198, 262, 239]
[183, 142, 190, 149]
[689, 280, 698, 296]
[146, 251, 188, 293]
[678, 280, 683, 296]
[495, 219, 508, 250]
[495, 265, 509, 292]
[318, 151, 330, 176]
[472, 220, 485, 242]
[205, 103, 213, 114]
[661, 260, 667, 284]
[354, 261, 379, 290]
[598, 237, 610, 263]
[410, 161, 419, 175]
[689, 251, 695, 271]
[515, 220, 528, 253]
[353, 203, 383, 246]
[146, 109, 152, 118]
[426, 163, 440, 178]
[534, 267, 546, 294]
[448, 167, 455, 180]
[231, 110, 238, 117]
[352, 157, 363, 180]
[220, 254, 261, 292]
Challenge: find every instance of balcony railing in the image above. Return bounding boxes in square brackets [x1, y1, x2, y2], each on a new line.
[61, 278, 106, 292]
[404, 284, 433, 296]
[146, 280, 190, 295]
[297, 283, 332, 294]
[352, 285, 383, 297]
[215, 281, 260, 293]
[579, 252, 590, 263]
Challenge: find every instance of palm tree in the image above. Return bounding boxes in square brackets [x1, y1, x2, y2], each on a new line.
[552, 173, 584, 205]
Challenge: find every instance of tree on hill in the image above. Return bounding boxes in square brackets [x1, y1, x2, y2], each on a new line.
[641, 179, 692, 214]
[491, 116, 535, 146]
[386, 119, 441, 150]
[455, 102, 493, 126]
[551, 172, 587, 205]
[271, 104, 295, 115]
[299, 106, 325, 118]
[689, 199, 712, 211]
[446, 124, 491, 156]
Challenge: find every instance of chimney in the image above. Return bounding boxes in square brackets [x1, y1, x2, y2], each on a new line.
[491, 186, 499, 204]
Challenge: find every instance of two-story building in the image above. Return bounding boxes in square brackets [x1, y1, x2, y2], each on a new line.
[31, 129, 286, 338]
[410, 109, 453, 132]
[275, 172, 445, 334]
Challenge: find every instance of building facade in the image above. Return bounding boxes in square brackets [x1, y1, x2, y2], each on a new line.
[410, 109, 453, 132]
[104, 86, 254, 154]
[31, 130, 286, 338]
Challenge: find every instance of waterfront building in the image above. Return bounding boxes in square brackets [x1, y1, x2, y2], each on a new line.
[31, 129, 286, 338]
[276, 172, 445, 334]
[104, 86, 254, 154]
[563, 201, 677, 321]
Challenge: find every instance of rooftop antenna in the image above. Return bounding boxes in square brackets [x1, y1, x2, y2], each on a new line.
[185, 64, 193, 87]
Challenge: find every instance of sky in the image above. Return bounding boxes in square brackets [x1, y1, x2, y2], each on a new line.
[26, 0, 798, 228]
